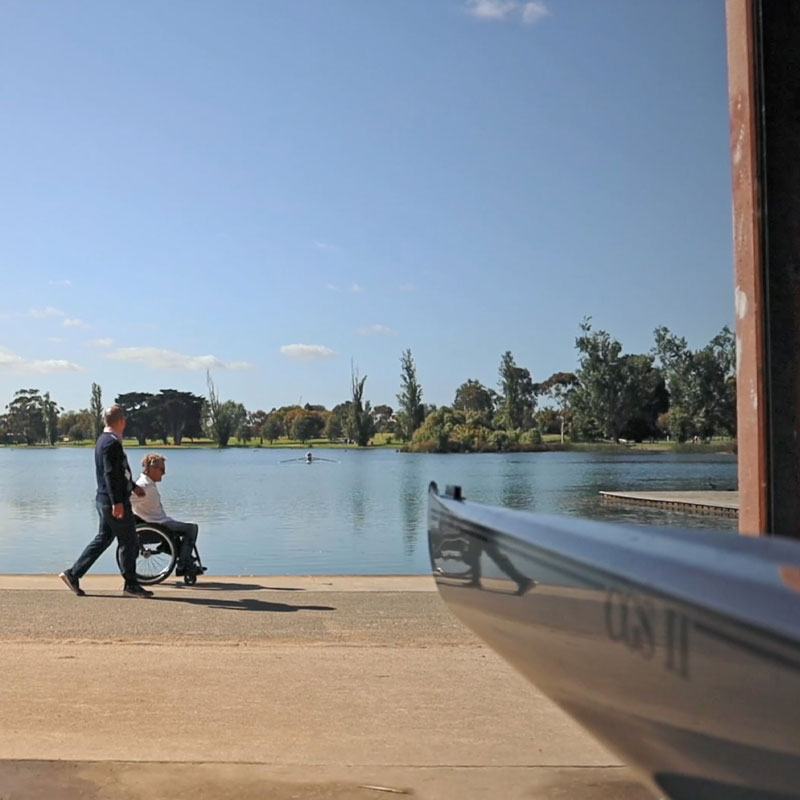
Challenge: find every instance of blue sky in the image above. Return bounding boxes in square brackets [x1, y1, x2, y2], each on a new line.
[0, 0, 733, 413]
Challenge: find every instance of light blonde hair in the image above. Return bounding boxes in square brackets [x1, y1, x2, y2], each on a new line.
[141, 452, 166, 471]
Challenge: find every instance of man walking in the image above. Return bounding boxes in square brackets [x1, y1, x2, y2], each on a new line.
[59, 404, 153, 598]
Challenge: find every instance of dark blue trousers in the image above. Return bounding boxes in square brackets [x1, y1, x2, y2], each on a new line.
[71, 500, 138, 584]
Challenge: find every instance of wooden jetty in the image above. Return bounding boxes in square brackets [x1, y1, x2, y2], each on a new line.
[599, 490, 739, 518]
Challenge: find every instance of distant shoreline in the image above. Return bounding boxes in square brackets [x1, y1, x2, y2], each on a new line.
[0, 440, 736, 455]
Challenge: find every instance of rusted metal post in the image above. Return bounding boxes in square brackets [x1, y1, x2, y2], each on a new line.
[726, 1, 800, 537]
[726, 0, 768, 535]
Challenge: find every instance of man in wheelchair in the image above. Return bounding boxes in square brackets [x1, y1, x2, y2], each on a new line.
[131, 453, 201, 577]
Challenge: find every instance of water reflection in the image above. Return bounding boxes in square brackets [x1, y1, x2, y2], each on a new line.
[348, 454, 369, 532]
[500, 460, 536, 509]
[0, 448, 737, 574]
[400, 456, 423, 556]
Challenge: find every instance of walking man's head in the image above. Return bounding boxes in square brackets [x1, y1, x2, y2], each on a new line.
[104, 404, 126, 435]
[141, 453, 166, 482]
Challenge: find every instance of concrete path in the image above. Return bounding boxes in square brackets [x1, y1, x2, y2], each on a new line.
[0, 575, 656, 799]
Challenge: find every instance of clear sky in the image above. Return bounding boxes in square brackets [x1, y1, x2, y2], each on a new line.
[0, 0, 733, 413]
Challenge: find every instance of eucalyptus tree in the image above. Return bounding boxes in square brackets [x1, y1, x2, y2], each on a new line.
[453, 379, 496, 426]
[263, 412, 284, 443]
[497, 351, 536, 431]
[572, 320, 664, 442]
[572, 320, 627, 440]
[250, 410, 269, 444]
[538, 372, 577, 443]
[41, 392, 61, 445]
[325, 403, 348, 441]
[372, 404, 394, 433]
[5, 389, 46, 444]
[653, 325, 736, 441]
[291, 412, 325, 443]
[58, 409, 95, 442]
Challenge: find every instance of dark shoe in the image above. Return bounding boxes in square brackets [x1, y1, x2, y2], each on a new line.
[59, 570, 85, 597]
[123, 583, 153, 598]
[177, 563, 204, 577]
[515, 578, 537, 596]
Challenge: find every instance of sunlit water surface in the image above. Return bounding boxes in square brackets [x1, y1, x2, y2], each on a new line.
[0, 447, 737, 574]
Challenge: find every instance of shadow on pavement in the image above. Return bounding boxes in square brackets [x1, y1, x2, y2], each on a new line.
[165, 581, 304, 592]
[153, 596, 335, 613]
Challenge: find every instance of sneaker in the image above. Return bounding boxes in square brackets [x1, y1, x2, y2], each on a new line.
[59, 570, 85, 597]
[123, 583, 154, 598]
[515, 578, 537, 596]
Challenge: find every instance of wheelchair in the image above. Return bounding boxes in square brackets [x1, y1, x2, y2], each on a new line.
[116, 517, 207, 586]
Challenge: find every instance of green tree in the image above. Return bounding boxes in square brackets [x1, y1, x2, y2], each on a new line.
[348, 364, 375, 447]
[497, 351, 536, 431]
[535, 407, 561, 435]
[571, 321, 631, 441]
[58, 409, 95, 442]
[6, 389, 46, 445]
[410, 406, 466, 452]
[151, 389, 205, 444]
[653, 325, 736, 441]
[250, 410, 269, 444]
[372, 404, 394, 434]
[571, 320, 665, 442]
[325, 403, 348, 441]
[617, 355, 667, 442]
[237, 414, 254, 445]
[205, 372, 246, 447]
[41, 392, 61, 445]
[290, 412, 325, 443]
[90, 383, 103, 439]
[115, 392, 157, 445]
[263, 413, 284, 443]
[538, 372, 577, 443]
[396, 349, 424, 441]
[453, 379, 496, 426]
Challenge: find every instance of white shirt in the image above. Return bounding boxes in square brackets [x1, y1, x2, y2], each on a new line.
[130, 474, 174, 524]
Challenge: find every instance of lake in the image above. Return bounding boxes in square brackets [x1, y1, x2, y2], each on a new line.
[0, 447, 738, 575]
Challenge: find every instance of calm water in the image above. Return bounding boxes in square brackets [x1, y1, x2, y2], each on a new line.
[0, 447, 737, 575]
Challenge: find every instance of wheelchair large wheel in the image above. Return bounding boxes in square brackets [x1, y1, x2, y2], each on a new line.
[117, 525, 176, 585]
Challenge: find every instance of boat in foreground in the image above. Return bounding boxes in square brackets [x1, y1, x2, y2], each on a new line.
[428, 482, 800, 800]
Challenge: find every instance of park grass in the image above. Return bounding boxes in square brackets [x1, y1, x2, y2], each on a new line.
[8, 433, 735, 454]
[549, 437, 736, 454]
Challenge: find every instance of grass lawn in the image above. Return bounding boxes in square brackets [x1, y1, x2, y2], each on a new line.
[18, 434, 734, 454]
[542, 436, 735, 454]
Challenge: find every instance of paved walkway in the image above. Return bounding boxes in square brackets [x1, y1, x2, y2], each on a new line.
[0, 575, 655, 799]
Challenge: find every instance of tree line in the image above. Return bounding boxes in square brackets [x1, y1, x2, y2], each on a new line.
[0, 322, 735, 451]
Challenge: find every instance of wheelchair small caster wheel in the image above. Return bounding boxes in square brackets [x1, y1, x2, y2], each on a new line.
[184, 573, 197, 586]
